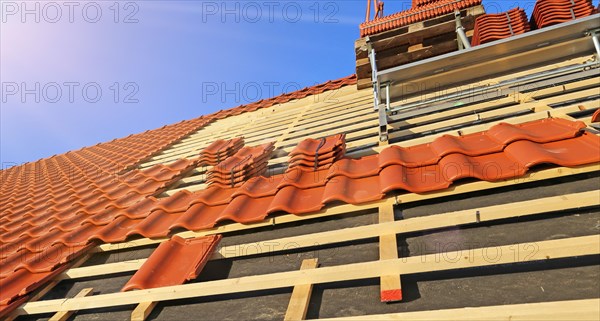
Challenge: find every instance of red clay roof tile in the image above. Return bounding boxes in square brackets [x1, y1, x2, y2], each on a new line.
[268, 186, 325, 214]
[505, 134, 600, 168]
[189, 187, 236, 207]
[122, 235, 221, 291]
[326, 156, 380, 179]
[231, 176, 284, 198]
[289, 134, 346, 157]
[170, 203, 229, 230]
[279, 168, 330, 189]
[592, 109, 600, 123]
[201, 138, 245, 166]
[323, 175, 385, 204]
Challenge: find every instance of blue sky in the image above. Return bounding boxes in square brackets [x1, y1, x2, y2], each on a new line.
[1, 0, 598, 167]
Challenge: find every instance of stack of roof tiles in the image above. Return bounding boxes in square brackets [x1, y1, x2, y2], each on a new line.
[530, 0, 596, 29]
[207, 142, 275, 188]
[288, 134, 346, 171]
[200, 138, 245, 166]
[471, 8, 530, 46]
[359, 0, 482, 37]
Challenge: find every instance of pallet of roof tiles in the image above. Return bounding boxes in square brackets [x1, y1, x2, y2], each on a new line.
[471, 8, 530, 46]
[531, 0, 596, 29]
[200, 138, 244, 166]
[355, 2, 485, 88]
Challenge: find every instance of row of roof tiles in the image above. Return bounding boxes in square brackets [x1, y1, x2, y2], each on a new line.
[2, 118, 598, 314]
[412, 0, 439, 8]
[359, 0, 482, 37]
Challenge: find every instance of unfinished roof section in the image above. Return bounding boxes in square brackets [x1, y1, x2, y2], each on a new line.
[1, 1, 600, 320]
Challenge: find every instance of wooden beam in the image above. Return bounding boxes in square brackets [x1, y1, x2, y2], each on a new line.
[131, 302, 157, 321]
[283, 258, 319, 321]
[48, 288, 94, 321]
[378, 203, 402, 302]
[17, 235, 600, 315]
[318, 299, 600, 321]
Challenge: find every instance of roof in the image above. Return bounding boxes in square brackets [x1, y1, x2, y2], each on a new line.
[0, 74, 357, 317]
[2, 1, 600, 320]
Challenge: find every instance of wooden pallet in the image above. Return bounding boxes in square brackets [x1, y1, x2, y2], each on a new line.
[355, 5, 485, 89]
[6, 53, 600, 320]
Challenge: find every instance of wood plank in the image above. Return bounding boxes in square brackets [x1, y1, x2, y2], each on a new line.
[18, 235, 600, 315]
[131, 302, 158, 321]
[318, 299, 600, 321]
[357, 39, 459, 78]
[283, 258, 319, 321]
[49, 288, 94, 321]
[65, 190, 599, 280]
[378, 203, 402, 302]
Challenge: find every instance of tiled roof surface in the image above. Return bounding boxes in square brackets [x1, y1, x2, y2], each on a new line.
[471, 8, 530, 46]
[531, 0, 596, 29]
[122, 235, 221, 291]
[359, 0, 482, 37]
